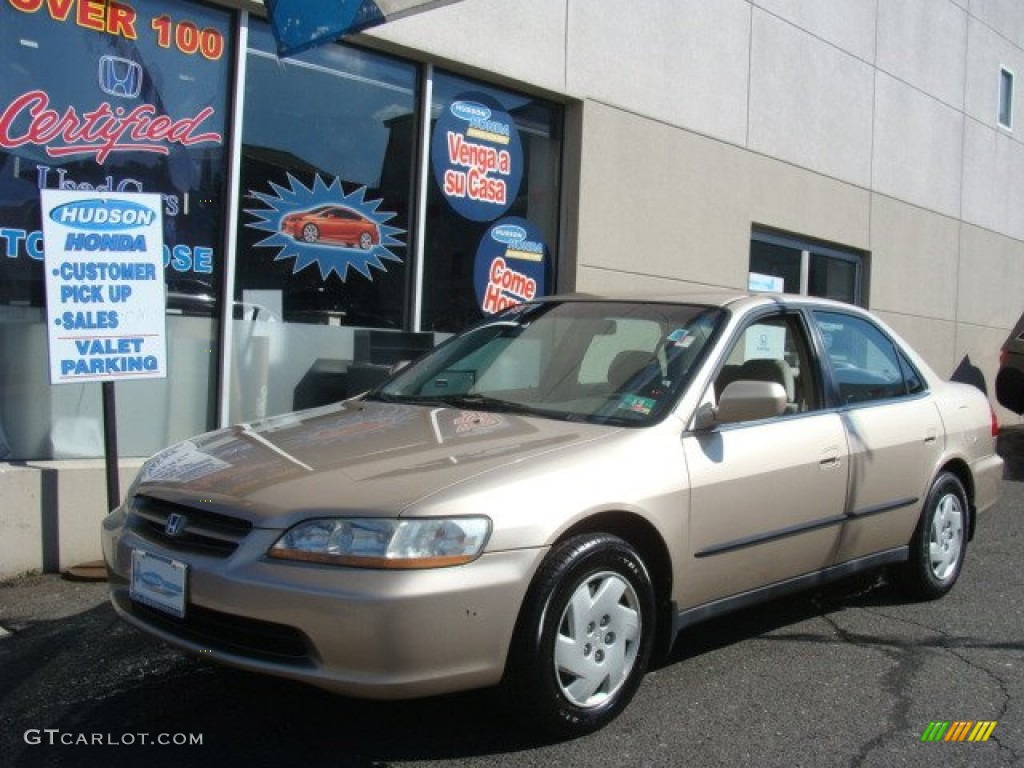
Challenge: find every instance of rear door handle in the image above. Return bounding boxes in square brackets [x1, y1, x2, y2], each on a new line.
[820, 446, 841, 470]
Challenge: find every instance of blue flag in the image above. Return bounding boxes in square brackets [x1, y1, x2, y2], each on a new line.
[265, 0, 460, 57]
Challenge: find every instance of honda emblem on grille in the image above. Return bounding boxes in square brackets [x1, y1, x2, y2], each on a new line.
[98, 55, 142, 98]
[165, 513, 188, 537]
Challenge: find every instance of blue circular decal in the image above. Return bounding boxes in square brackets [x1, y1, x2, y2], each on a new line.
[474, 217, 548, 314]
[432, 92, 523, 222]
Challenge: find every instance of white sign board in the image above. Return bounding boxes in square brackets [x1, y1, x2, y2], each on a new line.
[41, 190, 167, 385]
[748, 271, 785, 293]
[745, 324, 786, 360]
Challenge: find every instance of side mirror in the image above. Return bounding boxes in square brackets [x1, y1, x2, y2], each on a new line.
[694, 380, 787, 430]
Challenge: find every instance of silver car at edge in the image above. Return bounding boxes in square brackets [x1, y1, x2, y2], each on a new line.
[102, 292, 1003, 736]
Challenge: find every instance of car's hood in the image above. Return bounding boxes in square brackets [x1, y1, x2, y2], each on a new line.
[133, 399, 617, 526]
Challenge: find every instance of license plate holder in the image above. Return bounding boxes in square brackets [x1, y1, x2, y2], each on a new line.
[130, 550, 187, 619]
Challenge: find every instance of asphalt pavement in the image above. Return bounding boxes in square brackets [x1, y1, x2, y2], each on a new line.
[1, 428, 1023, 767]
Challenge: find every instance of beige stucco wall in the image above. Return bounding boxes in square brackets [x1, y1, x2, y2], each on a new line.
[0, 460, 142, 578]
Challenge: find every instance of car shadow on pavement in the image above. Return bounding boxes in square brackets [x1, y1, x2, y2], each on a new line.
[1, 600, 566, 768]
[997, 424, 1024, 482]
[663, 572, 889, 667]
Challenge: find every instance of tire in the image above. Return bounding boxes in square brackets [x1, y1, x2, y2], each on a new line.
[505, 534, 655, 737]
[359, 231, 373, 250]
[301, 223, 320, 243]
[894, 472, 969, 600]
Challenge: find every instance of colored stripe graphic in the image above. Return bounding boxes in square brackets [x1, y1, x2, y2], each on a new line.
[945, 721, 973, 741]
[969, 722, 998, 742]
[920, 721, 997, 742]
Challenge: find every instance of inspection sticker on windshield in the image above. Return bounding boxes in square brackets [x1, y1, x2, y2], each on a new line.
[619, 395, 657, 415]
[667, 328, 696, 348]
[130, 550, 187, 618]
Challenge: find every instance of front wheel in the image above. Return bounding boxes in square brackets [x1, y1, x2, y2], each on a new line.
[894, 472, 968, 600]
[301, 223, 320, 243]
[504, 534, 655, 737]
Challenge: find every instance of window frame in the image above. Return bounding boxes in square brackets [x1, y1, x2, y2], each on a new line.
[811, 309, 929, 408]
[750, 229, 866, 307]
[221, 15, 566, 428]
[709, 309, 824, 423]
[999, 66, 1014, 131]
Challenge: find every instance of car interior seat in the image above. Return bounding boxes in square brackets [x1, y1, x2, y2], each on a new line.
[736, 358, 796, 412]
[607, 350, 660, 393]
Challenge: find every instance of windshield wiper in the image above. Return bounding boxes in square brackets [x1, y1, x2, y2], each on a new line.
[366, 391, 543, 416]
[441, 394, 537, 414]
[363, 392, 450, 406]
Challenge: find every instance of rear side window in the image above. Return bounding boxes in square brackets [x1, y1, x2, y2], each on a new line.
[814, 311, 924, 404]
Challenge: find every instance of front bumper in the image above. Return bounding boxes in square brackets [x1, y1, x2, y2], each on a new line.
[102, 508, 544, 699]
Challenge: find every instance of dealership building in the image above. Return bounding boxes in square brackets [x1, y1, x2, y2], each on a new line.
[1, 0, 1022, 577]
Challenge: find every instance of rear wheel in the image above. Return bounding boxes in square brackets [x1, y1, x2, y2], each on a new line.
[505, 534, 655, 736]
[894, 472, 968, 599]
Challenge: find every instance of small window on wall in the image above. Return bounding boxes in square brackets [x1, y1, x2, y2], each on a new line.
[999, 67, 1014, 130]
[749, 230, 866, 306]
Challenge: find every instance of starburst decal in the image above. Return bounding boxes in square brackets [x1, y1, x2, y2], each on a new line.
[245, 174, 405, 281]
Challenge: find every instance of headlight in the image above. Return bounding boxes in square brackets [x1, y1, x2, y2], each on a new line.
[268, 517, 491, 569]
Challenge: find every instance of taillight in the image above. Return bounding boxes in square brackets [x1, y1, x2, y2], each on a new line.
[991, 406, 1000, 438]
[1000, 349, 1008, 367]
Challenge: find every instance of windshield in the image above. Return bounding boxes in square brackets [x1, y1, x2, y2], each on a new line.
[372, 300, 725, 425]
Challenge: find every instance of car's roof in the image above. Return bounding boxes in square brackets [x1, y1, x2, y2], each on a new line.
[533, 290, 940, 387]
[540, 290, 865, 315]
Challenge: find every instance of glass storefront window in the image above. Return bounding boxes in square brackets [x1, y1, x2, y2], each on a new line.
[423, 72, 563, 333]
[0, 0, 232, 460]
[0, 6, 565, 460]
[231, 30, 565, 423]
[231, 22, 419, 422]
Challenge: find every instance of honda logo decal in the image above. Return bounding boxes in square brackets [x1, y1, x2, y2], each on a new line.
[164, 513, 188, 537]
[98, 55, 142, 99]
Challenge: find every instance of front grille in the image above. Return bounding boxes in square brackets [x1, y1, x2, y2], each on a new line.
[129, 495, 253, 557]
[115, 591, 313, 665]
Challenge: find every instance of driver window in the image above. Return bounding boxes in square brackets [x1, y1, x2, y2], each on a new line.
[713, 314, 819, 415]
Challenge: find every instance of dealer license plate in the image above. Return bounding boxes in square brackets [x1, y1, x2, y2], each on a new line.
[130, 550, 187, 618]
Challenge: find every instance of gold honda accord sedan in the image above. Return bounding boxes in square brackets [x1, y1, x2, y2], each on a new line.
[102, 293, 1003, 735]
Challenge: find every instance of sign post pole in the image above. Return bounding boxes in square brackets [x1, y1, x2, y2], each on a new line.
[101, 381, 120, 512]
